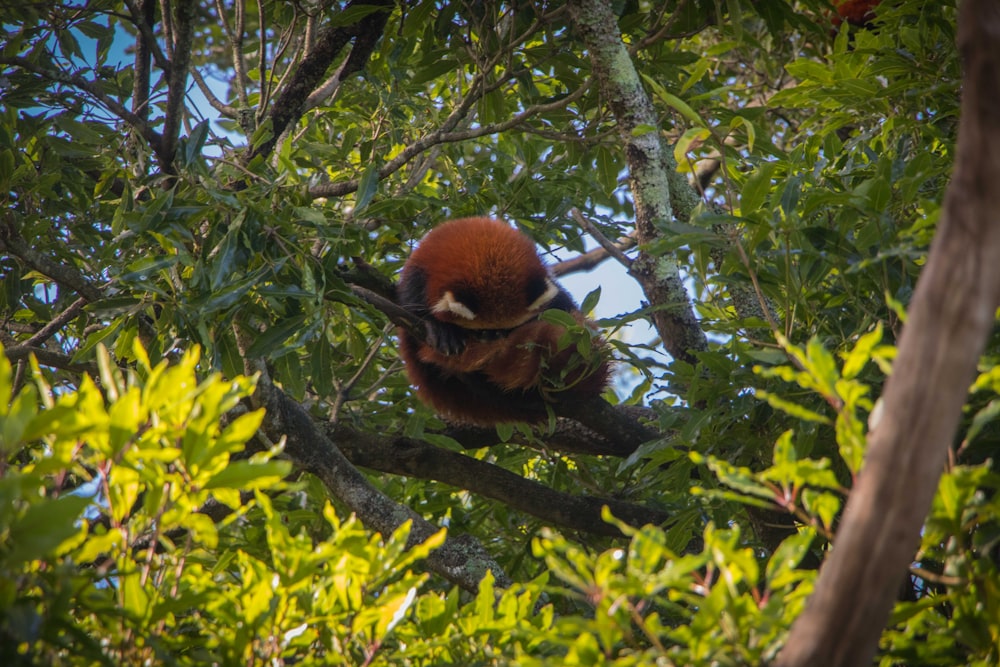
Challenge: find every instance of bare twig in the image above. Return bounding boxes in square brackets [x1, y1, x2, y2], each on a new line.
[570, 208, 633, 270]
[329, 323, 391, 421]
[189, 68, 240, 117]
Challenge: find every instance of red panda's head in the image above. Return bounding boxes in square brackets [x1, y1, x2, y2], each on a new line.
[403, 217, 561, 330]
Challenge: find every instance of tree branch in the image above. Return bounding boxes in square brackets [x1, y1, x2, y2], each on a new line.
[161, 0, 196, 167]
[302, 0, 388, 113]
[551, 234, 637, 277]
[127, 0, 157, 121]
[244, 356, 510, 592]
[439, 406, 660, 458]
[308, 83, 590, 199]
[347, 284, 659, 454]
[123, 0, 172, 75]
[0, 56, 164, 157]
[0, 218, 103, 303]
[328, 424, 670, 537]
[777, 3, 1000, 664]
[568, 0, 708, 366]
[24, 297, 87, 348]
[571, 208, 633, 270]
[4, 346, 97, 375]
[249, 0, 393, 162]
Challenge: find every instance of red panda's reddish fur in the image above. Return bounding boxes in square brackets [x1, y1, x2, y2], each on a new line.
[397, 217, 609, 425]
[831, 0, 881, 27]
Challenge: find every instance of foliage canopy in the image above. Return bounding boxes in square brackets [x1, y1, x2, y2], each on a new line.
[2, 1, 998, 665]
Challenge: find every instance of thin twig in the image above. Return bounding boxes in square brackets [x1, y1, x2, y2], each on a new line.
[189, 68, 239, 117]
[0, 56, 164, 155]
[571, 208, 633, 270]
[329, 323, 391, 422]
[309, 82, 590, 199]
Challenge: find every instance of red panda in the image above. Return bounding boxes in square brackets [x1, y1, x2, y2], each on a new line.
[831, 0, 881, 28]
[397, 217, 609, 425]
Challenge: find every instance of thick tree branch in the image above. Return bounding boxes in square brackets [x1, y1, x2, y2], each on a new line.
[778, 3, 1000, 665]
[568, 0, 708, 366]
[161, 0, 196, 167]
[328, 424, 670, 537]
[4, 346, 97, 375]
[24, 298, 87, 348]
[249, 0, 393, 162]
[0, 219, 103, 303]
[123, 0, 172, 75]
[243, 357, 509, 592]
[439, 406, 660, 458]
[128, 0, 157, 121]
[302, 0, 388, 112]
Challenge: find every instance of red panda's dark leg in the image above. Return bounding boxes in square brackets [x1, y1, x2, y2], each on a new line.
[397, 265, 469, 355]
[398, 329, 548, 424]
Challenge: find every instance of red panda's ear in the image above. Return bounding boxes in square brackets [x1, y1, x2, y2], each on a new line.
[432, 290, 477, 321]
[526, 278, 560, 313]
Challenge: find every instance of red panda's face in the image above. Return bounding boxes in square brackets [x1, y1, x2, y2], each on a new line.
[430, 268, 560, 330]
[405, 217, 561, 330]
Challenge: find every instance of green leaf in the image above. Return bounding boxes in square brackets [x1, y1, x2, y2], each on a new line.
[203, 460, 291, 490]
[5, 495, 90, 566]
[741, 162, 776, 215]
[674, 127, 713, 168]
[641, 73, 705, 127]
[245, 315, 308, 358]
[310, 335, 335, 397]
[1, 384, 37, 453]
[756, 390, 831, 424]
[580, 287, 602, 315]
[354, 163, 380, 212]
[0, 344, 11, 413]
[765, 529, 815, 589]
[841, 323, 883, 380]
[184, 120, 210, 165]
[595, 146, 619, 194]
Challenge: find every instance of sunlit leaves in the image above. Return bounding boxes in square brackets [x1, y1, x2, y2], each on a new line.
[527, 521, 812, 665]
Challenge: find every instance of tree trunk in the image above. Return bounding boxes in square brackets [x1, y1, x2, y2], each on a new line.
[778, 2, 1000, 664]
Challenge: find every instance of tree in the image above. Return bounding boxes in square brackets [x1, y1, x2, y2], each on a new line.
[1, 1, 997, 665]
